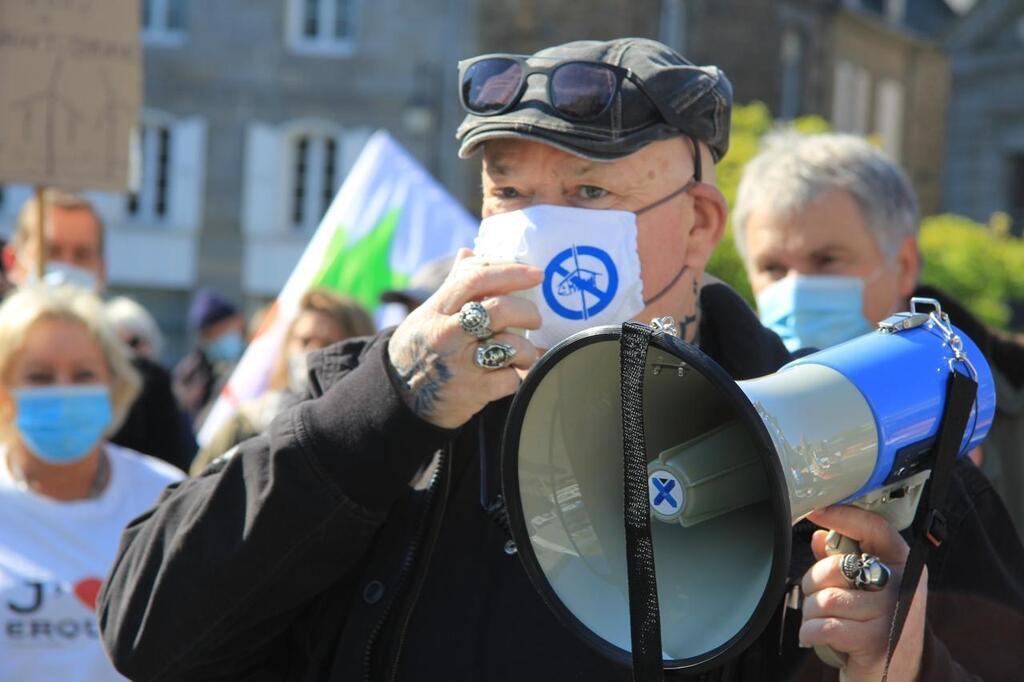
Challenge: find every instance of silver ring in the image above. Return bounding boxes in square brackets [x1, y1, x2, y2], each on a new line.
[458, 301, 492, 340]
[474, 341, 516, 370]
[840, 553, 891, 592]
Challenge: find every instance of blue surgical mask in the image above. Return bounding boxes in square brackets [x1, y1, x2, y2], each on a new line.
[756, 274, 876, 353]
[39, 262, 100, 291]
[205, 331, 244, 364]
[14, 385, 113, 465]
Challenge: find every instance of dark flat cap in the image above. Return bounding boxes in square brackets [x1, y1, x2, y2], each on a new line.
[456, 37, 732, 162]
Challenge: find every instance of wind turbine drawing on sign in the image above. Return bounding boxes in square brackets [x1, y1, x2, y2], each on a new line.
[96, 68, 136, 182]
[11, 57, 85, 177]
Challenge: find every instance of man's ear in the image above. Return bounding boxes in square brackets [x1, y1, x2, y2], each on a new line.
[895, 236, 920, 299]
[684, 183, 728, 269]
[2, 245, 24, 285]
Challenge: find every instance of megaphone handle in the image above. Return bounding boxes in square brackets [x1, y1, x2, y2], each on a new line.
[813, 530, 861, 669]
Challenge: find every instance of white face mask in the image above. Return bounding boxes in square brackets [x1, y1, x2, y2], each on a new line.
[474, 204, 646, 349]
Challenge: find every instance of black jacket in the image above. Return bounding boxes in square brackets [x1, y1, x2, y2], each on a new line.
[98, 284, 1024, 681]
[111, 357, 197, 472]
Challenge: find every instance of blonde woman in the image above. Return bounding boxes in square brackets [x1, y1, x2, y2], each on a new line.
[0, 286, 182, 681]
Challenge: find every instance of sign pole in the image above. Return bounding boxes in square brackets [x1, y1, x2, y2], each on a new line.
[33, 185, 46, 280]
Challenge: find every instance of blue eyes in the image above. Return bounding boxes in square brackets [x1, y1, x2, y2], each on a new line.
[579, 186, 608, 200]
[491, 186, 610, 201]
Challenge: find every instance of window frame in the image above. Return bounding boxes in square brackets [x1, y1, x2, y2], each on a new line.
[284, 0, 357, 57]
[141, 0, 187, 47]
[283, 124, 344, 233]
[125, 112, 177, 228]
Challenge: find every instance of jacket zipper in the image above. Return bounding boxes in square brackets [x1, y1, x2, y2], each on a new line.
[382, 442, 453, 682]
[361, 445, 451, 681]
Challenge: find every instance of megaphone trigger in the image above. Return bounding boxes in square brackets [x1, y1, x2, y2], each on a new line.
[824, 529, 860, 556]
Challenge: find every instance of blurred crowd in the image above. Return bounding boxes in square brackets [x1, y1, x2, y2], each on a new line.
[0, 188, 457, 679]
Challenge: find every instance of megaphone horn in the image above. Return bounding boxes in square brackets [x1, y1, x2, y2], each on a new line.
[500, 298, 995, 673]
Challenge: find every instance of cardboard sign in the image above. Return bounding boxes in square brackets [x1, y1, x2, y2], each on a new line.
[0, 0, 141, 191]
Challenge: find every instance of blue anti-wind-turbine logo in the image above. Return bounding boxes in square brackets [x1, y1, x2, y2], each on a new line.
[543, 244, 619, 321]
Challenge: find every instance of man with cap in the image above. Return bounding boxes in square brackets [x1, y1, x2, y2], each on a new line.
[173, 288, 247, 424]
[98, 39, 1023, 681]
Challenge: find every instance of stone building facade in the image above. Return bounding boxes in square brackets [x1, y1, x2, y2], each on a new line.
[0, 0, 963, 359]
[472, 0, 954, 213]
[944, 0, 1024, 232]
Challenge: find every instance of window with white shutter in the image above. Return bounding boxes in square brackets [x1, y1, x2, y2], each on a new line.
[875, 79, 904, 162]
[288, 132, 341, 232]
[119, 112, 206, 231]
[832, 60, 871, 135]
[241, 121, 367, 237]
[127, 122, 172, 223]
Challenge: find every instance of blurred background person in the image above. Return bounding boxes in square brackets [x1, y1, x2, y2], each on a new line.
[4, 191, 195, 472]
[191, 288, 374, 475]
[0, 285, 182, 681]
[3, 190, 106, 291]
[378, 254, 455, 319]
[172, 288, 246, 427]
[105, 296, 164, 363]
[106, 297, 197, 472]
[733, 131, 1024, 538]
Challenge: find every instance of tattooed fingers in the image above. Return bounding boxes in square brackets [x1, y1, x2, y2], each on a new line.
[387, 255, 543, 428]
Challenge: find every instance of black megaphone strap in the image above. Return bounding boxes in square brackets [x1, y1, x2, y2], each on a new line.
[881, 370, 977, 682]
[620, 322, 665, 681]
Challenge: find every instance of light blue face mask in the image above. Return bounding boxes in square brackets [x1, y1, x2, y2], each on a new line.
[756, 274, 876, 353]
[40, 262, 99, 291]
[14, 385, 113, 465]
[205, 331, 244, 364]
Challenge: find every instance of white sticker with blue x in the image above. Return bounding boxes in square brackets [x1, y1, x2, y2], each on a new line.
[648, 469, 684, 519]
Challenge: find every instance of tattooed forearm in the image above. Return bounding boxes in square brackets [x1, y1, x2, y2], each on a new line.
[391, 333, 453, 419]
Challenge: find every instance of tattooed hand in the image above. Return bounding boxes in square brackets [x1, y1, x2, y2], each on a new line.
[388, 249, 543, 429]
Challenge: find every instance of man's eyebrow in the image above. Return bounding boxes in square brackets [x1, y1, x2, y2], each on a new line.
[573, 162, 600, 177]
[487, 160, 512, 177]
[809, 244, 847, 256]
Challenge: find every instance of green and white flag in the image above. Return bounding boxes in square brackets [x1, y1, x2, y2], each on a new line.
[198, 130, 477, 445]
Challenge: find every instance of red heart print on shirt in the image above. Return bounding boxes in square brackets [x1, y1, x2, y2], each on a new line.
[73, 578, 103, 611]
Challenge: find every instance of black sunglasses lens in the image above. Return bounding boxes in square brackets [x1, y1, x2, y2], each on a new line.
[462, 58, 524, 114]
[550, 63, 617, 120]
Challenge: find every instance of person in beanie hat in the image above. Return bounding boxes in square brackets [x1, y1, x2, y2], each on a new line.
[101, 37, 1024, 682]
[172, 288, 246, 425]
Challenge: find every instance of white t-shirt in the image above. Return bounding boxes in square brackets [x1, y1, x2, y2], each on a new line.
[0, 443, 183, 682]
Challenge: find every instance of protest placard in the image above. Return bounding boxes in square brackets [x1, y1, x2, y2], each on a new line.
[0, 0, 141, 191]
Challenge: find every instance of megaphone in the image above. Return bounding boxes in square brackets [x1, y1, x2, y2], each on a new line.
[500, 298, 995, 673]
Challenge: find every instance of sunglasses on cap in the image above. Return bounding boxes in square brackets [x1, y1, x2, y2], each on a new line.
[458, 54, 669, 123]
